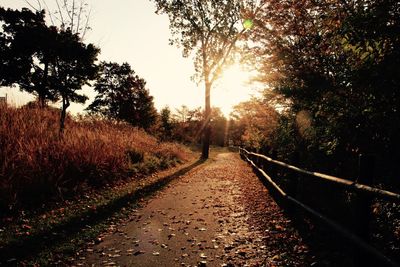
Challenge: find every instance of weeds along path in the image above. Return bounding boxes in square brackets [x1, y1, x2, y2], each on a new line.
[79, 153, 312, 266]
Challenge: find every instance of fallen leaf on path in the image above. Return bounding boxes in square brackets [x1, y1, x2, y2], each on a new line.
[133, 250, 145, 256]
[168, 233, 176, 239]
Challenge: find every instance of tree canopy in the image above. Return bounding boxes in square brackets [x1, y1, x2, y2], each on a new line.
[87, 61, 157, 130]
[230, 98, 279, 150]
[228, 0, 400, 181]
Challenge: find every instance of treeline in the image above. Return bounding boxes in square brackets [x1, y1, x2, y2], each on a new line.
[157, 105, 227, 146]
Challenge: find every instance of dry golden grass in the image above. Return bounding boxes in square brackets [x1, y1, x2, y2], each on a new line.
[0, 105, 191, 210]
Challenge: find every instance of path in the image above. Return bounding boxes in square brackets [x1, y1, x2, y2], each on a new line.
[78, 153, 313, 266]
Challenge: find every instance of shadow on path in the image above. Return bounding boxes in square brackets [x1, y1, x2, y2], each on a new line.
[0, 159, 206, 264]
[248, 162, 358, 267]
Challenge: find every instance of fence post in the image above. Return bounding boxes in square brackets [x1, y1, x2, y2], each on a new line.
[353, 154, 375, 267]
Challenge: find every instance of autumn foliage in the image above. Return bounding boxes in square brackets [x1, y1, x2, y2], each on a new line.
[0, 105, 190, 210]
[229, 99, 279, 150]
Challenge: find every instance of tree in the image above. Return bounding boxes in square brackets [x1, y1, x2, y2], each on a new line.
[152, 0, 261, 158]
[0, 7, 99, 133]
[174, 105, 191, 123]
[87, 61, 157, 130]
[159, 106, 174, 140]
[173, 106, 203, 144]
[52, 29, 99, 133]
[230, 98, 279, 150]
[0, 7, 55, 104]
[209, 107, 227, 147]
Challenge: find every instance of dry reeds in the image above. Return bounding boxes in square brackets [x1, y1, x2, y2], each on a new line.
[0, 105, 190, 210]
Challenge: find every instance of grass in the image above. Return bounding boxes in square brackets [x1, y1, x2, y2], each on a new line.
[0, 104, 191, 212]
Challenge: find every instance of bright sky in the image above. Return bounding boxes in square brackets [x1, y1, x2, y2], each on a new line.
[0, 0, 258, 116]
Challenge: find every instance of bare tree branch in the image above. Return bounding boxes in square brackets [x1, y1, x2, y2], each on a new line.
[71, 0, 75, 31]
[42, 0, 55, 26]
[55, 0, 65, 28]
[81, 6, 91, 39]
[24, 0, 40, 12]
[35, 0, 42, 11]
[62, 0, 73, 30]
[76, 0, 83, 33]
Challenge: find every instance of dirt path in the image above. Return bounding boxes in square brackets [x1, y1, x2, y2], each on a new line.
[78, 153, 313, 267]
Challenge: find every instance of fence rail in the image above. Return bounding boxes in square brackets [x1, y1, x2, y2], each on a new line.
[243, 149, 400, 202]
[239, 147, 399, 267]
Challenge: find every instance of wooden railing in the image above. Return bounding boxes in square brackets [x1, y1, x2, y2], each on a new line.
[239, 147, 400, 267]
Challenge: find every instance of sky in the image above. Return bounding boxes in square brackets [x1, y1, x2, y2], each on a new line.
[0, 0, 258, 116]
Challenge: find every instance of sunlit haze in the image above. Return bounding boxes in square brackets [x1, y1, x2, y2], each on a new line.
[0, 0, 257, 116]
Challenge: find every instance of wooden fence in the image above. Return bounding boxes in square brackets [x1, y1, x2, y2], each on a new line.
[239, 147, 400, 267]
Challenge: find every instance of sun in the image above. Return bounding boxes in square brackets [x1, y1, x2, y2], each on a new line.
[213, 64, 255, 116]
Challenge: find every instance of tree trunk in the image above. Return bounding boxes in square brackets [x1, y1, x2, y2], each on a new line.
[38, 94, 46, 108]
[59, 95, 70, 135]
[201, 81, 211, 159]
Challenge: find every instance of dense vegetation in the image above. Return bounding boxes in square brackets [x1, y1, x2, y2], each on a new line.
[0, 105, 190, 211]
[227, 0, 400, 188]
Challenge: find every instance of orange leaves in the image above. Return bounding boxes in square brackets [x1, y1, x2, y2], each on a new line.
[230, 98, 279, 149]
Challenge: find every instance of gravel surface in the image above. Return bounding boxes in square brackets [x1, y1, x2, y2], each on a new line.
[78, 153, 314, 267]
